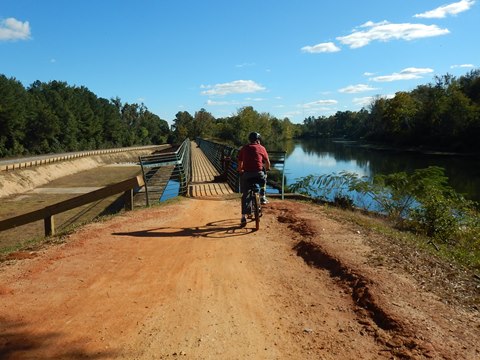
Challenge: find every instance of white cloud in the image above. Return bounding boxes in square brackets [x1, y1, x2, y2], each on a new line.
[0, 17, 31, 41]
[337, 21, 449, 48]
[301, 99, 338, 109]
[353, 94, 395, 107]
[235, 62, 256, 68]
[414, 0, 475, 19]
[301, 42, 341, 53]
[371, 67, 434, 82]
[353, 96, 376, 107]
[450, 63, 475, 68]
[201, 80, 266, 96]
[339, 84, 378, 93]
[282, 110, 303, 119]
[244, 97, 265, 102]
[206, 99, 239, 106]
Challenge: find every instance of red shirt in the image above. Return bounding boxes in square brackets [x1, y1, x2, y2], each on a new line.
[238, 143, 269, 172]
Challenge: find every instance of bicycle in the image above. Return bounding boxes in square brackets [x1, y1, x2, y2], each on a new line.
[246, 181, 263, 231]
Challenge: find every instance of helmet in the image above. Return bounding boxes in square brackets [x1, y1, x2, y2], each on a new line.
[248, 132, 261, 142]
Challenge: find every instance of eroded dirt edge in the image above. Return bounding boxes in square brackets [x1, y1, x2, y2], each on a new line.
[269, 202, 478, 359]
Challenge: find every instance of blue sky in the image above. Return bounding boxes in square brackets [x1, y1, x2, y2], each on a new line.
[1, 0, 478, 124]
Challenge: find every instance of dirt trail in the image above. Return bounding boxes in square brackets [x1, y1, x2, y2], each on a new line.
[1, 197, 479, 359]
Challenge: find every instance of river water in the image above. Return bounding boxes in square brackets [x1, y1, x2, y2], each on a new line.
[278, 139, 480, 203]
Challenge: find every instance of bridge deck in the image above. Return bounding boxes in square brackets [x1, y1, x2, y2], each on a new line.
[189, 142, 234, 198]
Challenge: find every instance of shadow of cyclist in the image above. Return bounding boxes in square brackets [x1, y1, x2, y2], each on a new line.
[112, 218, 256, 239]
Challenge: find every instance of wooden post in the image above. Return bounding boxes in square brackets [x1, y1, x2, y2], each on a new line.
[124, 189, 134, 211]
[140, 157, 150, 207]
[44, 216, 55, 236]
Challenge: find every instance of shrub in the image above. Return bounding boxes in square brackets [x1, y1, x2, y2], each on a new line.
[290, 166, 480, 247]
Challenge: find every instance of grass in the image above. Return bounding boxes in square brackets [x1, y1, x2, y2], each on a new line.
[321, 203, 480, 272]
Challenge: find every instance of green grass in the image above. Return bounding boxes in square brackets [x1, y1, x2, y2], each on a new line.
[322, 204, 480, 271]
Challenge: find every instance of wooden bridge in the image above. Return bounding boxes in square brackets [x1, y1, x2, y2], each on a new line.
[136, 140, 235, 205]
[139, 139, 284, 201]
[188, 142, 234, 198]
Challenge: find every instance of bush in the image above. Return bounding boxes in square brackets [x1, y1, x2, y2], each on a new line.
[290, 166, 480, 247]
[289, 171, 357, 206]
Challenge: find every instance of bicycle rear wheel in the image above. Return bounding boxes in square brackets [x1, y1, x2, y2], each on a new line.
[253, 193, 261, 230]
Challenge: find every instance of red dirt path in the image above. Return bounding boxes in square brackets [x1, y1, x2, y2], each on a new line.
[1, 198, 479, 359]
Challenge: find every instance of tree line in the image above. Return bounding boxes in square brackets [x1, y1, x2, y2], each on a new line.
[2, 69, 479, 158]
[300, 69, 480, 153]
[0, 75, 170, 157]
[169, 106, 299, 150]
[0, 75, 299, 158]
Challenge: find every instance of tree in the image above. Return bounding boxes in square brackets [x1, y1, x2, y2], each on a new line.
[98, 98, 125, 147]
[171, 111, 194, 143]
[138, 109, 170, 145]
[193, 108, 215, 139]
[383, 92, 418, 143]
[234, 106, 258, 143]
[25, 98, 61, 153]
[0, 75, 28, 156]
[366, 96, 388, 141]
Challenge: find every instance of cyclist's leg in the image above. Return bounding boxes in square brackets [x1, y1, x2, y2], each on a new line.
[240, 174, 249, 224]
[253, 191, 261, 230]
[257, 171, 268, 204]
[240, 172, 257, 224]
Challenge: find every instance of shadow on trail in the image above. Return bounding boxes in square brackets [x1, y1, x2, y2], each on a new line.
[112, 218, 257, 239]
[0, 317, 118, 360]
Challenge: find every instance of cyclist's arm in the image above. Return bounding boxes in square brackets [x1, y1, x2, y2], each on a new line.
[238, 160, 244, 174]
[264, 156, 271, 172]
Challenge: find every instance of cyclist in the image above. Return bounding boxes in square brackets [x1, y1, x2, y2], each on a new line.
[237, 132, 271, 227]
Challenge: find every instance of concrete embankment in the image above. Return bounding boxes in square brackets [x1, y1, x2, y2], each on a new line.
[0, 149, 158, 198]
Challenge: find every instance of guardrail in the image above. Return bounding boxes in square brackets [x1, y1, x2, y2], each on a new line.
[138, 139, 191, 206]
[195, 138, 286, 198]
[0, 175, 145, 237]
[0, 145, 163, 172]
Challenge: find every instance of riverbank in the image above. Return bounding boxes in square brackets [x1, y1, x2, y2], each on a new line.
[296, 137, 480, 158]
[353, 142, 480, 157]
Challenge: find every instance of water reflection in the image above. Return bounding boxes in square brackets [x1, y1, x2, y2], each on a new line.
[282, 139, 480, 202]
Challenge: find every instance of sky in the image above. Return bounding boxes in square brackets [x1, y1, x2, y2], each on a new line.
[1, 0, 478, 124]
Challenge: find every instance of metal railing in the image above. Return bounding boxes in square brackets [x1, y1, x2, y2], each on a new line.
[138, 139, 191, 206]
[196, 138, 286, 198]
[195, 138, 239, 191]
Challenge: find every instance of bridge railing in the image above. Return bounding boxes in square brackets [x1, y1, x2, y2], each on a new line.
[138, 139, 191, 206]
[195, 138, 239, 190]
[196, 138, 286, 198]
